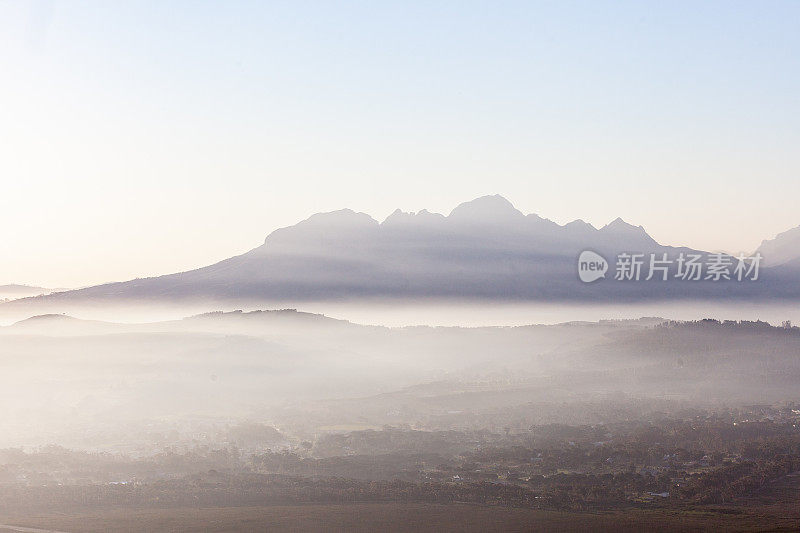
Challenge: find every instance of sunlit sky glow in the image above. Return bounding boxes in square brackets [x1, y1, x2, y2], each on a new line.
[1, 1, 799, 287]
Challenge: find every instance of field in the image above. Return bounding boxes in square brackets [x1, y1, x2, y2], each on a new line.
[3, 471, 800, 532]
[1, 494, 800, 533]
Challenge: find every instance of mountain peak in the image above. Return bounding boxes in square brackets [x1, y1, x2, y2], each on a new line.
[598, 217, 658, 246]
[264, 209, 378, 246]
[600, 217, 648, 233]
[302, 209, 378, 226]
[564, 219, 597, 232]
[382, 208, 410, 224]
[382, 208, 445, 226]
[448, 195, 524, 223]
[757, 224, 800, 267]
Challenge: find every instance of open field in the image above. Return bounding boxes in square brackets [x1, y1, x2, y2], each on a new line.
[4, 469, 800, 532]
[1, 499, 800, 533]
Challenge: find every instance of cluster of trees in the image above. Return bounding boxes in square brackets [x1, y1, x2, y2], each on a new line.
[678, 453, 800, 503]
[2, 409, 800, 512]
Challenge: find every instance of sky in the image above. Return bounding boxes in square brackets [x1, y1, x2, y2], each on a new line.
[1, 0, 799, 288]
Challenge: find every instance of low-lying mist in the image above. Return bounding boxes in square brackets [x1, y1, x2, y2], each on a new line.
[0, 306, 799, 453]
[2, 297, 800, 327]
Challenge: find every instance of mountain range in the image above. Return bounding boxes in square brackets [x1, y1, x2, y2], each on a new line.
[0, 284, 60, 301]
[4, 195, 800, 312]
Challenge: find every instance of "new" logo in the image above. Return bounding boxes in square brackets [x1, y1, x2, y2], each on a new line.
[578, 250, 608, 283]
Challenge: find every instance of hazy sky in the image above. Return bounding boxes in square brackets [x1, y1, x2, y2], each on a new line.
[1, 1, 799, 288]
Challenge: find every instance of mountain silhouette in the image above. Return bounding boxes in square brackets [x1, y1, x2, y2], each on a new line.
[1, 195, 796, 310]
[757, 225, 800, 267]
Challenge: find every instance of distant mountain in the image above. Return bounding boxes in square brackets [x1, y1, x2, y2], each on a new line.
[0, 309, 351, 337]
[0, 284, 61, 300]
[4, 313, 122, 336]
[0, 195, 795, 312]
[757, 225, 800, 267]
